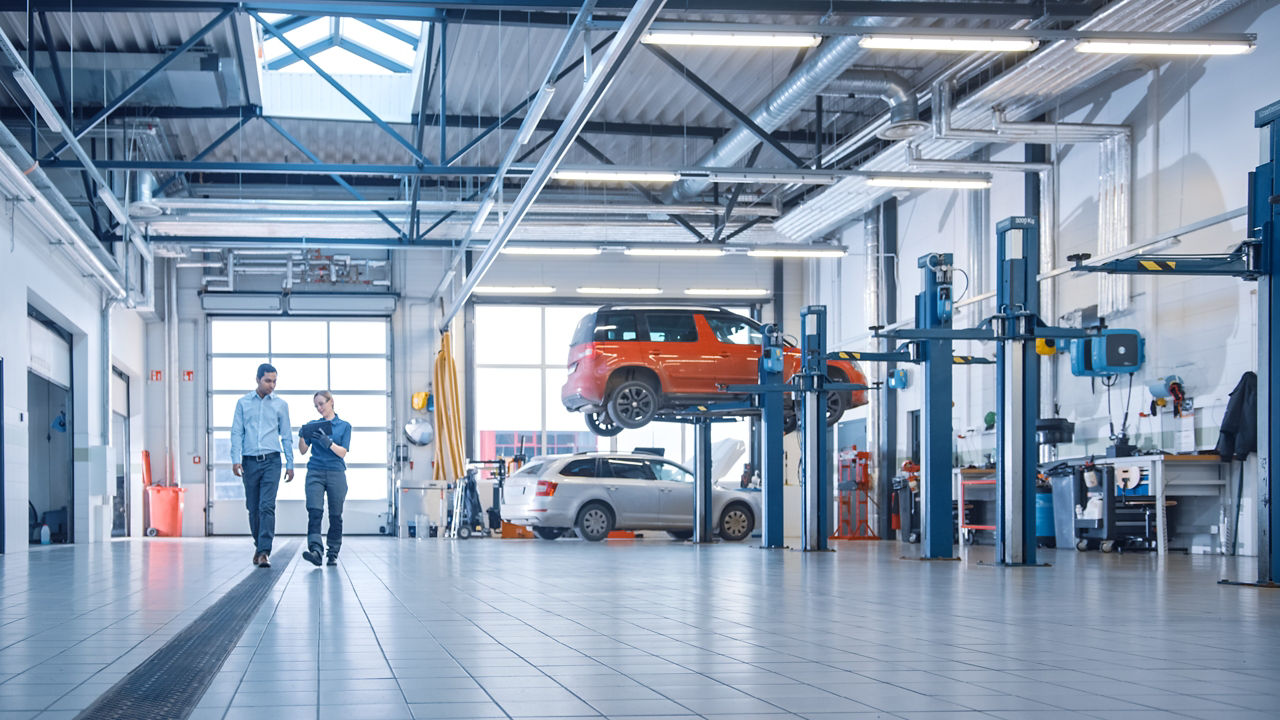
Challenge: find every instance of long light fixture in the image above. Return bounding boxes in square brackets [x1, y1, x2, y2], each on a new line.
[685, 288, 769, 297]
[501, 245, 601, 256]
[553, 169, 681, 183]
[577, 287, 663, 295]
[468, 195, 496, 236]
[747, 246, 847, 259]
[96, 187, 130, 225]
[474, 285, 556, 294]
[643, 31, 821, 48]
[859, 35, 1038, 53]
[625, 246, 725, 258]
[12, 70, 64, 132]
[517, 85, 556, 145]
[1075, 39, 1255, 55]
[866, 173, 992, 189]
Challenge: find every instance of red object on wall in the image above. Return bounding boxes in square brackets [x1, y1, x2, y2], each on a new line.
[150, 370, 162, 381]
[192, 456, 202, 465]
[182, 370, 194, 382]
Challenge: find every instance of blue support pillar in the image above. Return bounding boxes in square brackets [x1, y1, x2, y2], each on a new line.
[1253, 101, 1280, 585]
[759, 325, 786, 548]
[693, 417, 714, 544]
[439, 21, 448, 166]
[800, 306, 831, 552]
[917, 253, 955, 559]
[995, 216, 1041, 566]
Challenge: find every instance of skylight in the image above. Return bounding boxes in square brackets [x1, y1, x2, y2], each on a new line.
[259, 14, 424, 76]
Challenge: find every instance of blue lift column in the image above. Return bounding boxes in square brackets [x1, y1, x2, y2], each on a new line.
[916, 254, 955, 559]
[995, 217, 1041, 566]
[759, 324, 787, 548]
[1253, 99, 1280, 585]
[800, 306, 832, 551]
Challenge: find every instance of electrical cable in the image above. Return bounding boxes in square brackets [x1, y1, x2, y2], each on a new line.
[953, 267, 970, 303]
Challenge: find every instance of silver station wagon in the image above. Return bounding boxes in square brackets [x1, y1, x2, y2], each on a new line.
[500, 452, 759, 542]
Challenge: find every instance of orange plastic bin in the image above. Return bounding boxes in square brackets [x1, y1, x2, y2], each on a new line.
[146, 486, 185, 537]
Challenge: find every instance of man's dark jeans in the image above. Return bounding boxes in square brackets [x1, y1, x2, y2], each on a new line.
[242, 453, 281, 554]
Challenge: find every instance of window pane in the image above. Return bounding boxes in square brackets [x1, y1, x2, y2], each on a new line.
[706, 316, 761, 345]
[560, 459, 597, 477]
[544, 369, 582, 432]
[546, 307, 591, 363]
[212, 321, 268, 354]
[343, 431, 389, 464]
[594, 311, 639, 342]
[329, 320, 387, 355]
[475, 367, 541, 431]
[276, 393, 319, 429]
[329, 358, 387, 390]
[331, 394, 388, 428]
[211, 466, 244, 500]
[347, 467, 389, 500]
[268, 357, 329, 394]
[604, 458, 655, 480]
[646, 313, 697, 342]
[211, 435, 232, 464]
[616, 423, 686, 459]
[652, 461, 693, 483]
[211, 393, 242, 429]
[271, 320, 328, 354]
[474, 305, 542, 364]
[278, 467, 306, 501]
[211, 357, 264, 391]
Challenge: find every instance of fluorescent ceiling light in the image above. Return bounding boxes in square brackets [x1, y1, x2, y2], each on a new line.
[859, 35, 1038, 52]
[577, 287, 663, 295]
[553, 169, 681, 183]
[517, 85, 556, 145]
[12, 70, 64, 133]
[866, 173, 992, 189]
[474, 285, 556, 294]
[1075, 39, 1254, 55]
[747, 246, 847, 258]
[625, 246, 725, 258]
[684, 288, 769, 297]
[643, 31, 821, 48]
[468, 195, 496, 236]
[97, 187, 130, 225]
[501, 246, 601, 256]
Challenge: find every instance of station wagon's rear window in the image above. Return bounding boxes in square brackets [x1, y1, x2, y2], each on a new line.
[559, 459, 599, 477]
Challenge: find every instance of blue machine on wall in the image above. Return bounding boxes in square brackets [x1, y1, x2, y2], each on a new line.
[1068, 329, 1145, 377]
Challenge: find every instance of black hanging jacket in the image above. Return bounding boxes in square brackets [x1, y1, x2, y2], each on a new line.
[1215, 371, 1257, 460]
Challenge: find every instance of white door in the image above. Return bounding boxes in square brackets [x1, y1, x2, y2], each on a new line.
[207, 319, 392, 536]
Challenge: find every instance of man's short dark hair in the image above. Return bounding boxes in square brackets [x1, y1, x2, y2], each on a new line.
[256, 363, 277, 380]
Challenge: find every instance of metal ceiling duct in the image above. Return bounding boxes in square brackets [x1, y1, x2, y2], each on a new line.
[665, 15, 900, 203]
[775, 0, 1251, 240]
[821, 70, 928, 141]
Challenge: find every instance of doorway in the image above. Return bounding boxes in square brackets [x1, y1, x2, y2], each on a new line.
[28, 372, 73, 544]
[111, 368, 130, 537]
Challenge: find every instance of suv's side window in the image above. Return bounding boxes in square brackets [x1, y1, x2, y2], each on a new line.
[649, 461, 693, 483]
[604, 458, 656, 480]
[559, 459, 599, 477]
[646, 313, 698, 342]
[706, 315, 762, 345]
[594, 312, 639, 342]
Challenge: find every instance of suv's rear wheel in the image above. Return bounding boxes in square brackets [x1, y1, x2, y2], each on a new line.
[719, 503, 755, 542]
[607, 379, 659, 429]
[584, 410, 623, 437]
[575, 502, 615, 542]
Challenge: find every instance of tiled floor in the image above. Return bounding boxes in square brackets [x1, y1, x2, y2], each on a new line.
[2, 537, 1279, 720]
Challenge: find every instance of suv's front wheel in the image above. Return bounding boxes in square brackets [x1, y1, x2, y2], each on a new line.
[607, 379, 659, 429]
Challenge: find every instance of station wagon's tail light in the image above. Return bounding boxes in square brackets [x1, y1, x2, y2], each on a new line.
[535, 480, 558, 497]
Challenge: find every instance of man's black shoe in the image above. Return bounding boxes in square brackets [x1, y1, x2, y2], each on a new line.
[258, 552, 271, 568]
[326, 556, 338, 566]
[302, 547, 323, 566]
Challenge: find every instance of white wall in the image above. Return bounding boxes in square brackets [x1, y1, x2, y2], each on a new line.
[1, 203, 150, 552]
[807, 2, 1280, 544]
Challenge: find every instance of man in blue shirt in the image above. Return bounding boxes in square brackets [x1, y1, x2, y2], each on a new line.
[298, 390, 351, 566]
[230, 363, 294, 568]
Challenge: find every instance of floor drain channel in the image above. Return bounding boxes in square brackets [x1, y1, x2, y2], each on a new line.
[75, 541, 298, 720]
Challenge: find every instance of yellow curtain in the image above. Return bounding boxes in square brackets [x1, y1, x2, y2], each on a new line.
[432, 330, 466, 485]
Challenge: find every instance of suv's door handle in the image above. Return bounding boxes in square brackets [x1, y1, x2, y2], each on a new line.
[717, 352, 731, 358]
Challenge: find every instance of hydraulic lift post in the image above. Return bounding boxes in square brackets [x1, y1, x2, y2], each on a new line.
[917, 253, 956, 560]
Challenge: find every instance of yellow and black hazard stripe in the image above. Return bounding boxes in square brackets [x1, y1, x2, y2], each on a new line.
[1137, 259, 1178, 271]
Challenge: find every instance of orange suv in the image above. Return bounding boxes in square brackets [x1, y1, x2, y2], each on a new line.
[562, 305, 868, 436]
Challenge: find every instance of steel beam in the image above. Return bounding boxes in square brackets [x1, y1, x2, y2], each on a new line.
[355, 17, 418, 45]
[265, 35, 336, 70]
[712, 144, 760, 243]
[154, 113, 257, 195]
[250, 9, 435, 166]
[438, 21, 447, 165]
[263, 117, 407, 240]
[439, 0, 668, 329]
[573, 137, 707, 241]
[38, 11, 104, 237]
[645, 45, 804, 167]
[337, 37, 412, 73]
[42, 159, 499, 176]
[43, 7, 233, 161]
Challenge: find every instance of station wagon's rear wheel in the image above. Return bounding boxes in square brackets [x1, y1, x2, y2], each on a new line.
[584, 410, 623, 437]
[532, 526, 565, 540]
[719, 503, 755, 542]
[607, 380, 658, 429]
[575, 502, 614, 542]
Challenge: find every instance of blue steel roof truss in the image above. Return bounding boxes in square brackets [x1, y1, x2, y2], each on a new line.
[261, 12, 420, 74]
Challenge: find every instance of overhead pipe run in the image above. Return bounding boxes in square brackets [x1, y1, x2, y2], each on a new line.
[666, 15, 901, 202]
[821, 69, 928, 141]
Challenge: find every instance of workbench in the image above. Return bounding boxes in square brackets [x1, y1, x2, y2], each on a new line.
[1089, 454, 1227, 555]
